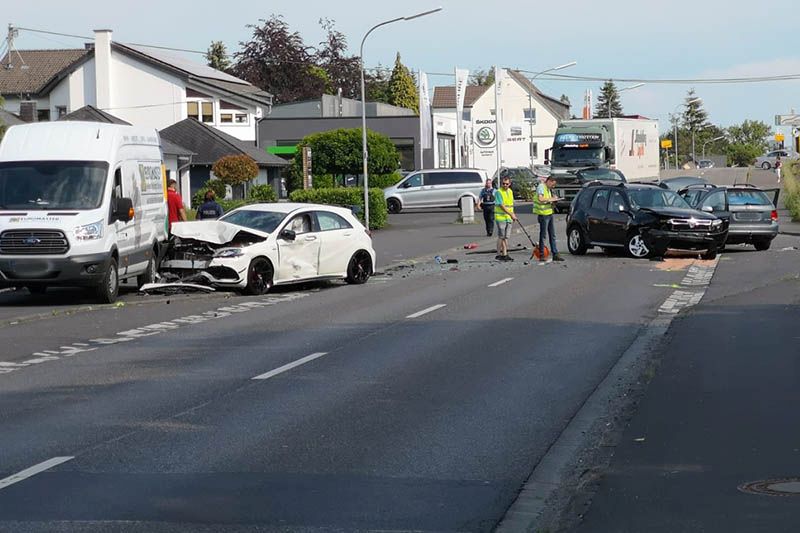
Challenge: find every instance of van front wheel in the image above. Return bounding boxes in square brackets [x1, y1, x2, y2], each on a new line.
[96, 257, 119, 304]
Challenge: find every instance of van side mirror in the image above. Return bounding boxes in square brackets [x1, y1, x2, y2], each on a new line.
[114, 197, 134, 222]
[279, 228, 296, 241]
[604, 146, 614, 162]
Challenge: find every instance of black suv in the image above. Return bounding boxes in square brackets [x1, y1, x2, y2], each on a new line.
[566, 182, 728, 259]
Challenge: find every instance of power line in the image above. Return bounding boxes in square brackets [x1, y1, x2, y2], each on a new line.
[515, 69, 800, 85]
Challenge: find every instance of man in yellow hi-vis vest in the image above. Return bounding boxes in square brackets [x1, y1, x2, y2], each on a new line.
[534, 176, 564, 264]
[494, 176, 517, 261]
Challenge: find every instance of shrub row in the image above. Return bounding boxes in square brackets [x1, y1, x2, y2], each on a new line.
[289, 187, 387, 229]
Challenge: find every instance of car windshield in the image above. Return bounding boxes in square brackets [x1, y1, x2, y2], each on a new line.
[219, 209, 287, 233]
[628, 189, 691, 209]
[577, 168, 625, 182]
[551, 147, 604, 167]
[0, 161, 108, 210]
[728, 190, 772, 206]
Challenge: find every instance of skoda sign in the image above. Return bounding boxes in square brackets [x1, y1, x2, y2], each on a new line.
[476, 126, 496, 147]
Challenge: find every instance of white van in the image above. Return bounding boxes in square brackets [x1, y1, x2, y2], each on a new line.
[0, 122, 168, 302]
[383, 168, 487, 214]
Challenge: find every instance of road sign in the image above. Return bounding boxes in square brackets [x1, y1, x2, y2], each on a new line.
[775, 133, 785, 142]
[660, 139, 673, 149]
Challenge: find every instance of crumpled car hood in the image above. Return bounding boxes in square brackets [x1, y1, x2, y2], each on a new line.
[171, 220, 269, 244]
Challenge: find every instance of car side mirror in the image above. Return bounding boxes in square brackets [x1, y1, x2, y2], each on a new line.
[114, 197, 134, 222]
[618, 204, 629, 213]
[279, 228, 296, 241]
[701, 205, 713, 213]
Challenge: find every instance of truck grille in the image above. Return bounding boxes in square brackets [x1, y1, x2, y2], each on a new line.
[0, 230, 70, 255]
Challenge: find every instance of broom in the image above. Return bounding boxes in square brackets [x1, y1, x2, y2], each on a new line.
[516, 219, 550, 261]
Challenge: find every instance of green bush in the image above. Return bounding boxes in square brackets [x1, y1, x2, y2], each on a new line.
[783, 162, 800, 221]
[248, 183, 277, 203]
[368, 172, 404, 189]
[192, 178, 228, 207]
[219, 199, 248, 213]
[289, 187, 387, 229]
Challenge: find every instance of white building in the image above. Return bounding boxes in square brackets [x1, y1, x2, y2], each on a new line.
[0, 29, 271, 142]
[431, 70, 570, 176]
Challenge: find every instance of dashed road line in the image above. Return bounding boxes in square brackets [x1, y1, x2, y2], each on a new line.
[488, 278, 514, 288]
[0, 292, 309, 378]
[252, 352, 329, 381]
[406, 304, 447, 319]
[658, 257, 720, 314]
[0, 457, 74, 491]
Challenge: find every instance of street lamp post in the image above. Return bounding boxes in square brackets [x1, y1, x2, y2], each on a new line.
[360, 7, 442, 231]
[609, 83, 645, 119]
[518, 61, 576, 172]
[672, 97, 702, 169]
[702, 135, 726, 161]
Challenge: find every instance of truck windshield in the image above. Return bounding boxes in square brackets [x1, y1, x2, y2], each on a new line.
[0, 161, 109, 210]
[552, 147, 604, 167]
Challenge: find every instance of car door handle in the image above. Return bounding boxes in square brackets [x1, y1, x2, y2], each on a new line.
[343, 233, 352, 237]
[304, 235, 318, 241]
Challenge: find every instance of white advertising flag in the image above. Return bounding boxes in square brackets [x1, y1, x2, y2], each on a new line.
[494, 66, 505, 170]
[419, 71, 432, 150]
[454, 68, 470, 167]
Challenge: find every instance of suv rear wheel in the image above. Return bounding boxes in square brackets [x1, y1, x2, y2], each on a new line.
[626, 234, 650, 258]
[567, 225, 588, 255]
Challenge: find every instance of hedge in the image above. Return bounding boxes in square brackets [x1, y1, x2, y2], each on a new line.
[783, 161, 800, 221]
[289, 187, 387, 229]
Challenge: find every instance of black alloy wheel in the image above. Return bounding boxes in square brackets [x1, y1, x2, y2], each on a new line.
[244, 257, 273, 295]
[387, 198, 402, 214]
[346, 251, 372, 284]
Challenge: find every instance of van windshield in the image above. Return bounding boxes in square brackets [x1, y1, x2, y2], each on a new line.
[0, 161, 109, 210]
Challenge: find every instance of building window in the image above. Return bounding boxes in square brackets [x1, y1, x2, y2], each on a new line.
[37, 109, 51, 122]
[524, 108, 536, 124]
[55, 106, 67, 119]
[220, 113, 233, 124]
[187, 100, 214, 123]
[235, 113, 248, 124]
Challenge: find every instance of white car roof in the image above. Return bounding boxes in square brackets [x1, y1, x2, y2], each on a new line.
[231, 202, 356, 217]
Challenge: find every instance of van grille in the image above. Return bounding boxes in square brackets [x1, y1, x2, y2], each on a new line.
[0, 230, 70, 255]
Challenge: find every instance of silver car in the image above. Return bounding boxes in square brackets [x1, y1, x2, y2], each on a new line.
[383, 169, 486, 214]
[754, 150, 793, 170]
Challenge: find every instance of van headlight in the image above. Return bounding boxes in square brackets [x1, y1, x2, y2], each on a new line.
[214, 248, 245, 258]
[74, 220, 104, 240]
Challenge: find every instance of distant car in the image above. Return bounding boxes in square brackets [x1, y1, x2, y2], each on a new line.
[491, 167, 540, 199]
[656, 176, 709, 191]
[755, 150, 793, 170]
[162, 203, 376, 293]
[697, 160, 715, 169]
[679, 184, 780, 251]
[383, 168, 485, 213]
[566, 182, 727, 259]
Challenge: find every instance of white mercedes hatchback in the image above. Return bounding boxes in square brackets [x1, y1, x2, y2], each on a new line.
[162, 203, 375, 294]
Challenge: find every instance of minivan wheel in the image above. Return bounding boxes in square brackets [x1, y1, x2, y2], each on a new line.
[243, 258, 273, 295]
[626, 234, 650, 258]
[346, 250, 372, 284]
[567, 225, 588, 255]
[387, 198, 402, 214]
[96, 257, 119, 304]
[761, 161, 771, 170]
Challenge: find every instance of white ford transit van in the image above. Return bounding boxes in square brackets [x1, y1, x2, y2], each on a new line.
[383, 168, 487, 214]
[0, 122, 168, 302]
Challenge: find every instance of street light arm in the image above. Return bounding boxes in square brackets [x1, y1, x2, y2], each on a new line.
[359, 18, 404, 57]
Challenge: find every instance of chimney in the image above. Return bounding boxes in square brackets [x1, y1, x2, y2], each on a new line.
[93, 29, 113, 111]
[19, 101, 37, 123]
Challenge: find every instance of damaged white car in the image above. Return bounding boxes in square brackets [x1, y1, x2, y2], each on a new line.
[155, 203, 376, 294]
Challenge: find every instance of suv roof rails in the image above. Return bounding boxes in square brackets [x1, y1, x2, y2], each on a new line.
[730, 182, 758, 188]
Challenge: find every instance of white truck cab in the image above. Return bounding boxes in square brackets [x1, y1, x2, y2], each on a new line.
[0, 122, 168, 302]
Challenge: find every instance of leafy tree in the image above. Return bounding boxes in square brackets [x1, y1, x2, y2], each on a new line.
[205, 41, 230, 71]
[594, 80, 623, 118]
[315, 19, 361, 99]
[212, 155, 259, 198]
[560, 94, 571, 107]
[726, 119, 771, 166]
[289, 128, 400, 192]
[470, 68, 495, 86]
[388, 53, 418, 112]
[365, 66, 392, 104]
[232, 15, 326, 103]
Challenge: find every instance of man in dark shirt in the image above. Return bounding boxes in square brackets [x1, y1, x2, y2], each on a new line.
[477, 178, 496, 236]
[196, 190, 224, 220]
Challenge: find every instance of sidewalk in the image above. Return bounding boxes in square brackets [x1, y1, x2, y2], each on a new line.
[778, 209, 800, 236]
[573, 256, 800, 532]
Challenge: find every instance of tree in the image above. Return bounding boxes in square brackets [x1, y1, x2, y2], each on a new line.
[365, 66, 391, 104]
[726, 119, 771, 166]
[205, 41, 230, 71]
[681, 89, 709, 133]
[470, 68, 495, 86]
[560, 94, 571, 107]
[594, 80, 623, 118]
[232, 15, 326, 103]
[315, 19, 361, 99]
[388, 53, 418, 112]
[212, 155, 259, 199]
[0, 96, 6, 141]
[289, 128, 400, 192]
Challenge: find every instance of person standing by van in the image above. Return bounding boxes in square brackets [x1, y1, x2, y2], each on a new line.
[494, 177, 517, 261]
[167, 179, 187, 231]
[196, 190, 224, 220]
[477, 178, 496, 236]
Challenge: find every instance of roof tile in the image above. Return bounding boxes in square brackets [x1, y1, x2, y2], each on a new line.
[0, 49, 89, 96]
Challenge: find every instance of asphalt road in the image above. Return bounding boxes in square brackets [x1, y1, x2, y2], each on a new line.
[0, 227, 700, 531]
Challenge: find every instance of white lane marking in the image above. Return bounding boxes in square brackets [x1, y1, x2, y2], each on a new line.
[406, 304, 447, 319]
[0, 456, 74, 491]
[488, 278, 514, 288]
[252, 352, 329, 381]
[658, 257, 720, 314]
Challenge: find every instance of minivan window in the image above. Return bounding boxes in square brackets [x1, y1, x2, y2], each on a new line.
[402, 174, 423, 188]
[0, 161, 109, 210]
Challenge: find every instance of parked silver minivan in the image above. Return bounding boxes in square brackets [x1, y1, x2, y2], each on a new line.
[383, 169, 487, 214]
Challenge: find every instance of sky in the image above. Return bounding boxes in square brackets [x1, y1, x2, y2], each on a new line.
[3, 0, 800, 131]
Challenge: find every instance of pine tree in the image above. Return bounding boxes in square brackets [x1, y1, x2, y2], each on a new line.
[388, 53, 419, 113]
[681, 89, 709, 133]
[205, 41, 230, 71]
[594, 80, 623, 118]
